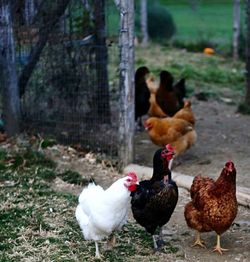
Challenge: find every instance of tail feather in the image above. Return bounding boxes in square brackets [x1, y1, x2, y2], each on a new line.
[75, 205, 89, 227]
[172, 130, 197, 156]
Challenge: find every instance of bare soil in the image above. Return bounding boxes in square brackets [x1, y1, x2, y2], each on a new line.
[48, 97, 250, 262]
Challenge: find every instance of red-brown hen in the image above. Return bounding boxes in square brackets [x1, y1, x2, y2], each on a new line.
[184, 161, 238, 255]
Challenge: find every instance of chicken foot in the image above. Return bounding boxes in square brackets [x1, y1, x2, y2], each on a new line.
[192, 231, 206, 248]
[212, 234, 228, 255]
[153, 227, 165, 251]
[95, 241, 101, 259]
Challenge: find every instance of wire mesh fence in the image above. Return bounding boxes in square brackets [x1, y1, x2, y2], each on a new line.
[11, 0, 121, 158]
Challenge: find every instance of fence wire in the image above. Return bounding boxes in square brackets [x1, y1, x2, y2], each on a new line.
[12, 0, 121, 158]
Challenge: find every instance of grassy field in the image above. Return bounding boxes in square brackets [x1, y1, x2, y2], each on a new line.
[107, 0, 245, 53]
[135, 44, 245, 102]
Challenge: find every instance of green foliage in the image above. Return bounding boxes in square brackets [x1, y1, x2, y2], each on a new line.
[40, 138, 57, 149]
[12, 149, 55, 169]
[0, 150, 6, 160]
[173, 39, 215, 53]
[147, 3, 176, 42]
[237, 103, 250, 115]
[58, 170, 88, 185]
[37, 168, 57, 181]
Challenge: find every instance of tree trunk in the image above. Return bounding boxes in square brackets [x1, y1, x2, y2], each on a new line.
[24, 0, 36, 25]
[0, 0, 20, 135]
[117, 0, 135, 167]
[245, 0, 250, 105]
[93, 0, 110, 123]
[233, 0, 241, 60]
[18, 0, 70, 97]
[140, 0, 148, 46]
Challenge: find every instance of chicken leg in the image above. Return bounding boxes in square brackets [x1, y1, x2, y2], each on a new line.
[157, 227, 165, 248]
[192, 231, 206, 248]
[212, 234, 228, 255]
[152, 235, 158, 250]
[153, 227, 165, 251]
[168, 158, 173, 170]
[95, 241, 101, 258]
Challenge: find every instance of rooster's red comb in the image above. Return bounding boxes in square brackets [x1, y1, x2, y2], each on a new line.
[161, 144, 175, 160]
[166, 144, 174, 153]
[225, 160, 235, 172]
[127, 172, 138, 181]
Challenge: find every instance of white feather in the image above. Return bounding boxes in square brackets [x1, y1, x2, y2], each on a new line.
[75, 177, 131, 241]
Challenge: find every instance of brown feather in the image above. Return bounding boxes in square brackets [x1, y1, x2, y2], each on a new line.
[184, 162, 238, 235]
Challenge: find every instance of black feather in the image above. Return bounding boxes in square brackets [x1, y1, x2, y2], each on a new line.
[135, 66, 151, 127]
[131, 148, 178, 235]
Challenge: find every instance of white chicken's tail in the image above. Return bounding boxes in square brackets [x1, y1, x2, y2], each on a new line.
[75, 205, 89, 229]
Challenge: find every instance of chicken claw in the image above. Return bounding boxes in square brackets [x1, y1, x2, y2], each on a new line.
[212, 246, 229, 255]
[192, 232, 206, 248]
[212, 235, 228, 255]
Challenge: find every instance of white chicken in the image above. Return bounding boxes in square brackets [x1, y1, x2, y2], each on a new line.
[75, 172, 138, 258]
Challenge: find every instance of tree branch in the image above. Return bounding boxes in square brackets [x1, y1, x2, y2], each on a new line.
[18, 0, 70, 97]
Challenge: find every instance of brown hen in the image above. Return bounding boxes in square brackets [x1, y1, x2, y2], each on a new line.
[155, 70, 186, 116]
[173, 100, 196, 126]
[184, 161, 238, 254]
[144, 117, 197, 157]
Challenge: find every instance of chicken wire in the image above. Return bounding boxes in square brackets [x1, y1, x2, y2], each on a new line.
[14, 0, 121, 158]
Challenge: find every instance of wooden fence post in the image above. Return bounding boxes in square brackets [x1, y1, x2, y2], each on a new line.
[233, 0, 241, 60]
[114, 0, 135, 168]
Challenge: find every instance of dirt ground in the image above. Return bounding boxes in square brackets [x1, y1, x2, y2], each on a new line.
[49, 97, 250, 262]
[135, 98, 250, 188]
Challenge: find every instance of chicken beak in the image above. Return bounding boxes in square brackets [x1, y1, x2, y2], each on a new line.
[136, 181, 140, 185]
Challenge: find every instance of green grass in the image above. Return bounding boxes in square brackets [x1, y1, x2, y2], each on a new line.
[126, 1, 246, 53]
[162, 2, 236, 45]
[135, 44, 245, 101]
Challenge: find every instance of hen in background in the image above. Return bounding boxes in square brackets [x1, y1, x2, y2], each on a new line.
[131, 145, 178, 250]
[156, 70, 186, 116]
[147, 75, 168, 118]
[75, 173, 138, 258]
[173, 100, 196, 126]
[135, 66, 151, 129]
[144, 116, 197, 160]
[184, 161, 238, 254]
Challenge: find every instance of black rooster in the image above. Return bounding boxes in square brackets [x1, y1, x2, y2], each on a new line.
[135, 66, 151, 129]
[131, 144, 178, 250]
[156, 70, 186, 116]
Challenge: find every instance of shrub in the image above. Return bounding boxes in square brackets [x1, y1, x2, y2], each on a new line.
[148, 3, 176, 42]
[136, 3, 176, 43]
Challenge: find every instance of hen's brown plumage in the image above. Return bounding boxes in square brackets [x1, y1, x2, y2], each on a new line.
[173, 100, 195, 126]
[156, 71, 186, 116]
[144, 117, 197, 156]
[184, 161, 238, 254]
